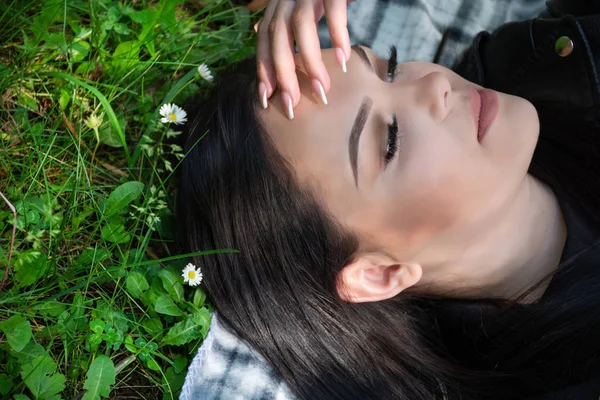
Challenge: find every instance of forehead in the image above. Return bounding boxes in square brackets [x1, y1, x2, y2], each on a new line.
[259, 62, 370, 209]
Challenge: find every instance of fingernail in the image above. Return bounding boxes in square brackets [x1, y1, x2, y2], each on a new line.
[312, 79, 328, 105]
[282, 91, 294, 120]
[335, 47, 347, 73]
[258, 81, 268, 109]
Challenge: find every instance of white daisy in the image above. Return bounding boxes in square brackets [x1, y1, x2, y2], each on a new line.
[197, 64, 213, 82]
[182, 263, 203, 286]
[159, 103, 187, 125]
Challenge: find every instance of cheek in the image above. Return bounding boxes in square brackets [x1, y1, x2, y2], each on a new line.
[389, 131, 496, 231]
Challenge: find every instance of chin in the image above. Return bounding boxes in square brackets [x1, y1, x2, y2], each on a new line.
[495, 93, 540, 177]
[506, 93, 540, 140]
[520, 99, 541, 172]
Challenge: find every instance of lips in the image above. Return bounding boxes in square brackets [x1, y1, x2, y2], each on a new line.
[469, 86, 499, 142]
[469, 86, 482, 140]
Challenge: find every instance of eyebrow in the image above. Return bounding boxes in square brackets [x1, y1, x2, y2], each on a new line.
[352, 44, 374, 73]
[349, 96, 373, 188]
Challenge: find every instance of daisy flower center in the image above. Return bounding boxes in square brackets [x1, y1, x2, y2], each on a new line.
[168, 113, 177, 121]
[187, 271, 196, 279]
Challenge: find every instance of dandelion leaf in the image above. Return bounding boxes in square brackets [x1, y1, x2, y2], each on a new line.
[161, 317, 203, 346]
[82, 355, 116, 400]
[158, 269, 184, 302]
[102, 181, 144, 218]
[154, 295, 183, 317]
[126, 272, 149, 298]
[20, 355, 65, 400]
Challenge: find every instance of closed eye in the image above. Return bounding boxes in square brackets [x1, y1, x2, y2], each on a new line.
[384, 46, 402, 167]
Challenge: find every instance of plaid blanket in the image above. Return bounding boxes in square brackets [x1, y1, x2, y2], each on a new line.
[318, 0, 547, 67]
[180, 0, 548, 398]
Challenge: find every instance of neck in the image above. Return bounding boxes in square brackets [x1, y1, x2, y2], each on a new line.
[424, 174, 567, 303]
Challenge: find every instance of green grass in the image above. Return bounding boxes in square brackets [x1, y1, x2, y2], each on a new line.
[0, 0, 256, 398]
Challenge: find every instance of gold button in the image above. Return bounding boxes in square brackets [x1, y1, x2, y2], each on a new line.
[555, 36, 574, 57]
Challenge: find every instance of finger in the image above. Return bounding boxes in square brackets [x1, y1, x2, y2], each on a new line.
[269, 0, 301, 119]
[247, 0, 269, 12]
[291, 0, 330, 104]
[256, 0, 281, 103]
[323, 0, 351, 70]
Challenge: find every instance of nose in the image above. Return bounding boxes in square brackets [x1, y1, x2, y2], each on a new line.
[412, 71, 451, 121]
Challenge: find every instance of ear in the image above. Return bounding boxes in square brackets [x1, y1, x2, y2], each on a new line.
[337, 253, 422, 303]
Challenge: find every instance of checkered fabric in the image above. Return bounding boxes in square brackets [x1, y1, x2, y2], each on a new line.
[318, 0, 547, 67]
[180, 313, 296, 400]
[180, 1, 548, 398]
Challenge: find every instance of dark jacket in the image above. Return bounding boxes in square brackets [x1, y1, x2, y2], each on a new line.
[453, 1, 600, 398]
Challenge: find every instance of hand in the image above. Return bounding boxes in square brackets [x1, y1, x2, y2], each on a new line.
[255, 0, 352, 119]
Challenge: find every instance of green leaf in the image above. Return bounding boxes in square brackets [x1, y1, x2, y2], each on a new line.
[142, 318, 163, 336]
[158, 269, 184, 302]
[13, 395, 31, 400]
[82, 355, 116, 400]
[20, 355, 65, 400]
[162, 366, 185, 399]
[111, 40, 140, 67]
[193, 307, 212, 338]
[86, 332, 103, 353]
[192, 287, 206, 308]
[13, 341, 47, 365]
[98, 117, 126, 148]
[102, 327, 124, 351]
[89, 320, 105, 335]
[0, 374, 11, 395]
[173, 356, 187, 374]
[13, 250, 48, 287]
[0, 315, 32, 352]
[91, 301, 130, 332]
[154, 295, 183, 317]
[58, 88, 70, 110]
[31, 0, 63, 41]
[160, 317, 203, 346]
[101, 221, 131, 244]
[102, 181, 144, 218]
[32, 301, 67, 317]
[146, 341, 158, 352]
[145, 356, 160, 371]
[126, 272, 149, 298]
[71, 41, 90, 62]
[124, 336, 136, 353]
[74, 61, 96, 76]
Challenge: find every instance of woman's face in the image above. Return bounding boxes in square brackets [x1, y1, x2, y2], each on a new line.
[260, 46, 540, 282]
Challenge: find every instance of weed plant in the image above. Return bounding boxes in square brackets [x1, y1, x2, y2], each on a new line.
[0, 0, 256, 398]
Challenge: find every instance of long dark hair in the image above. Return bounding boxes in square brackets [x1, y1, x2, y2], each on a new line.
[176, 55, 600, 399]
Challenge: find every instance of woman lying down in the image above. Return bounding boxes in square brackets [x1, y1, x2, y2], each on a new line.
[177, 0, 600, 398]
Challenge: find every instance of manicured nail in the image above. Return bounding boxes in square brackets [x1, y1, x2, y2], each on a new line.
[335, 47, 347, 73]
[282, 91, 294, 120]
[258, 81, 268, 109]
[312, 79, 328, 105]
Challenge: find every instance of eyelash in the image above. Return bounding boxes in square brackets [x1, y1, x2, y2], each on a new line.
[384, 45, 402, 166]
